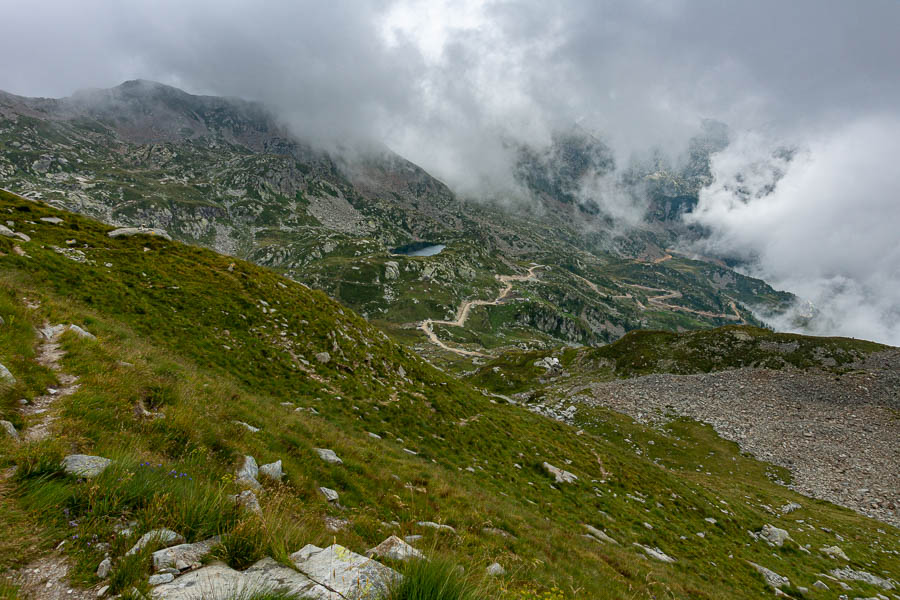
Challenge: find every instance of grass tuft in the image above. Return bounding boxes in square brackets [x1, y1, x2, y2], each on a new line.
[388, 558, 484, 600]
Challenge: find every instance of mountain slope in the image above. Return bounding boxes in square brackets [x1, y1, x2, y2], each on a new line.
[0, 81, 796, 357]
[0, 191, 898, 599]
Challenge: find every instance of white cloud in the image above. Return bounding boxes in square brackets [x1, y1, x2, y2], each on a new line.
[687, 117, 900, 345]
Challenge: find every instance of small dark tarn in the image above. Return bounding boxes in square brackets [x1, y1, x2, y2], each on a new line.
[390, 242, 446, 257]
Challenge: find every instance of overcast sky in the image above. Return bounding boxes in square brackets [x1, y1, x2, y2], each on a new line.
[3, 0, 900, 343]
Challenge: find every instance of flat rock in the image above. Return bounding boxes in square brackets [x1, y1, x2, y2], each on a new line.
[584, 524, 619, 545]
[314, 448, 343, 465]
[67, 324, 95, 340]
[542, 461, 577, 484]
[108, 227, 172, 241]
[417, 521, 456, 533]
[1, 419, 19, 440]
[0, 363, 15, 384]
[366, 536, 424, 562]
[259, 460, 283, 482]
[291, 543, 400, 600]
[748, 561, 790, 589]
[234, 420, 259, 433]
[152, 537, 220, 571]
[829, 567, 896, 590]
[126, 529, 185, 556]
[148, 573, 174, 586]
[61, 454, 112, 478]
[634, 543, 675, 563]
[40, 217, 64, 225]
[151, 559, 330, 600]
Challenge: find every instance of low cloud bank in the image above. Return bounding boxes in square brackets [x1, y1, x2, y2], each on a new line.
[686, 117, 900, 346]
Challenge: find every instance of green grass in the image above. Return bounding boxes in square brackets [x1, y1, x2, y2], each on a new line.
[0, 191, 897, 599]
[388, 559, 483, 600]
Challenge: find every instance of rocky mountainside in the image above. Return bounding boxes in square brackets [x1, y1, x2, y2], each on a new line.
[0, 190, 898, 599]
[0, 81, 795, 361]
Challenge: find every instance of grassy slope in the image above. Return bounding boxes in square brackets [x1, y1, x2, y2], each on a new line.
[0, 190, 897, 599]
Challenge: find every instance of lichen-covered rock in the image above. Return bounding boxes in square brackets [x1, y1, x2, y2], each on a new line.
[96, 557, 112, 579]
[230, 489, 262, 515]
[748, 561, 790, 589]
[291, 543, 400, 600]
[820, 545, 849, 561]
[61, 454, 111, 478]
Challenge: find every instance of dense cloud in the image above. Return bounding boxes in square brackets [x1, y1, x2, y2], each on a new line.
[2, 0, 899, 343]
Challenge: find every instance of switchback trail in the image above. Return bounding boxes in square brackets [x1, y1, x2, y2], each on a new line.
[419, 265, 543, 357]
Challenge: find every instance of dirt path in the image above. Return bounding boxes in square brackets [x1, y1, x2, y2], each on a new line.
[625, 284, 744, 322]
[21, 323, 81, 442]
[419, 265, 543, 357]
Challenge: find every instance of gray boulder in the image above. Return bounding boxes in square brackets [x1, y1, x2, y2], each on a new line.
[108, 227, 172, 241]
[258, 460, 283, 482]
[67, 324, 96, 340]
[313, 448, 343, 465]
[61, 454, 112, 478]
[584, 524, 618, 545]
[314, 352, 331, 364]
[634, 543, 676, 563]
[821, 545, 849, 561]
[148, 573, 175, 586]
[40, 217, 64, 225]
[759, 524, 791, 547]
[829, 567, 896, 590]
[384, 261, 400, 280]
[366, 536, 424, 562]
[486, 562, 505, 576]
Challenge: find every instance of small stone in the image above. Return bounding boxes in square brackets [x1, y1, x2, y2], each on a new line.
[368, 432, 382, 439]
[315, 352, 331, 364]
[584, 524, 618, 545]
[230, 489, 262, 515]
[66, 324, 96, 340]
[319, 487, 339, 503]
[812, 580, 829, 591]
[259, 460, 283, 482]
[486, 562, 505, 576]
[96, 584, 109, 597]
[61, 454, 112, 479]
[314, 448, 343, 464]
[152, 537, 220, 572]
[633, 543, 676, 563]
[234, 421, 259, 433]
[96, 557, 112, 578]
[40, 217, 64, 225]
[366, 536, 424, 562]
[821, 545, 849, 561]
[147, 572, 175, 586]
[747, 561, 789, 589]
[235, 455, 261, 488]
[404, 535, 423, 543]
[417, 521, 456, 533]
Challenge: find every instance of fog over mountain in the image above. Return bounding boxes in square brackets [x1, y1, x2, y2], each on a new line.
[3, 0, 899, 343]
